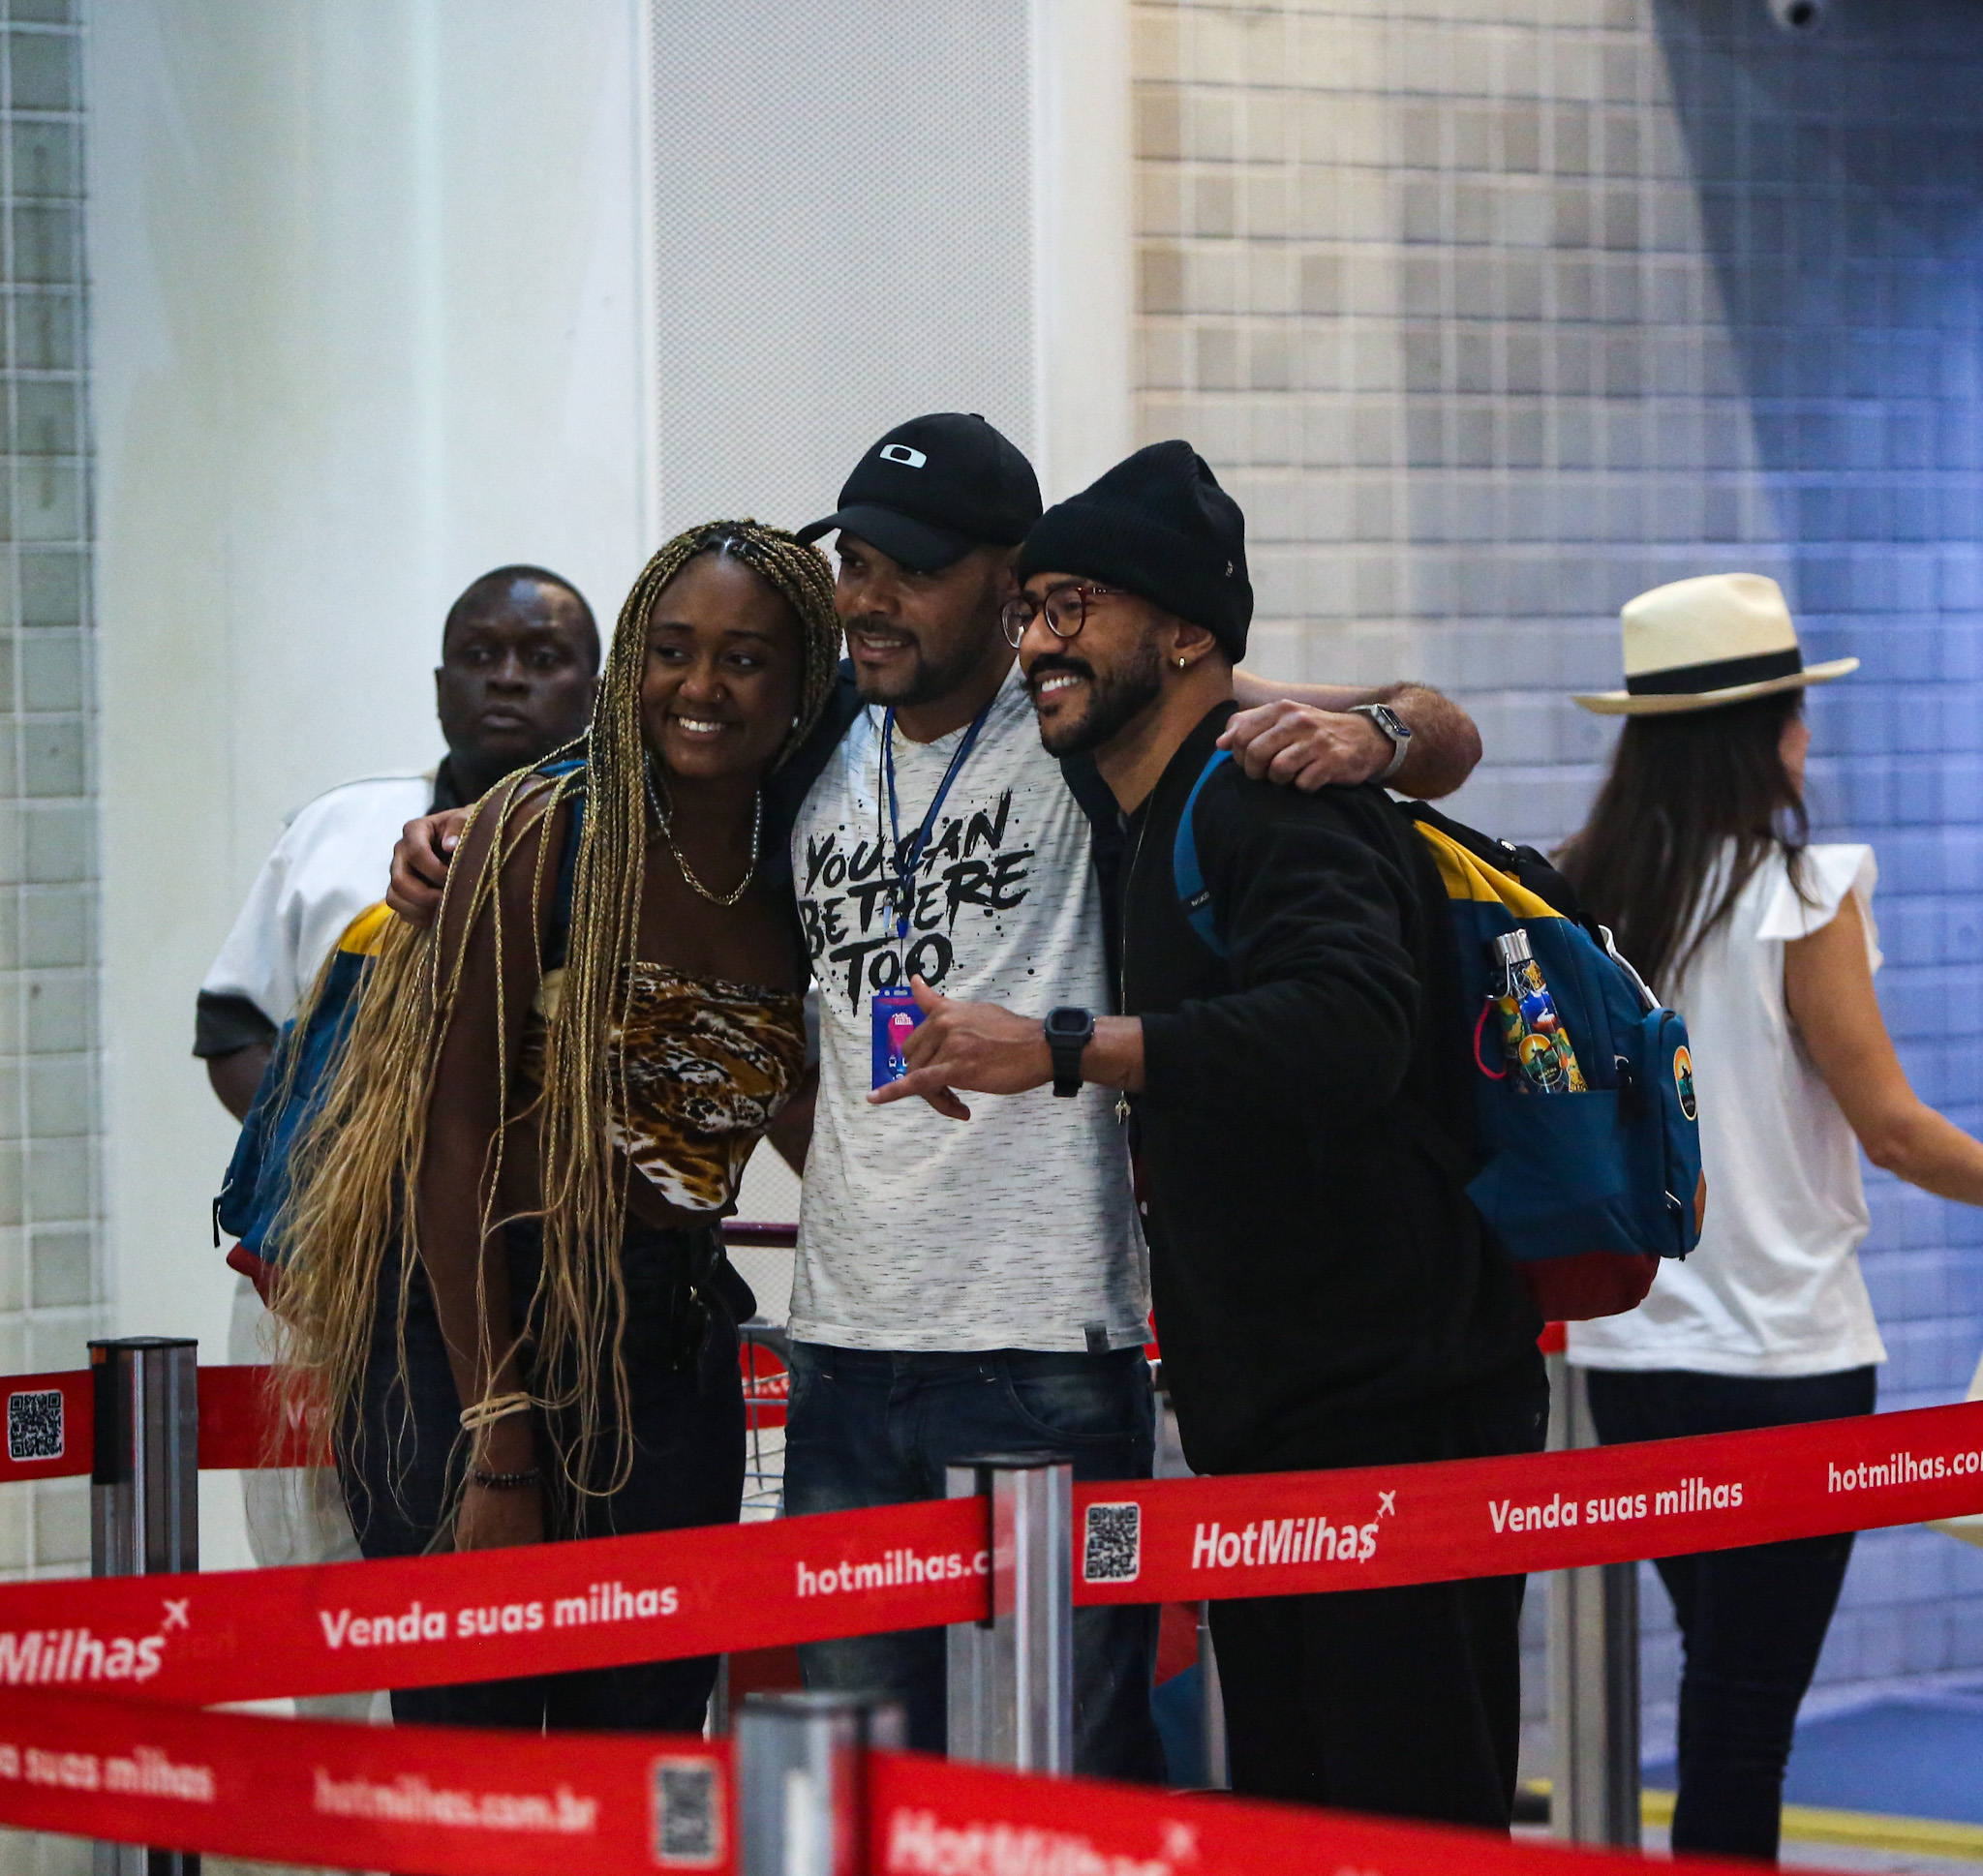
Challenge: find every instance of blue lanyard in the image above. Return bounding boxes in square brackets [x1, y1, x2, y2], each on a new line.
[880, 700, 993, 946]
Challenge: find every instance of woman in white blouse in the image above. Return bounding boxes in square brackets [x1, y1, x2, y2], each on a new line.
[1559, 574, 1983, 1863]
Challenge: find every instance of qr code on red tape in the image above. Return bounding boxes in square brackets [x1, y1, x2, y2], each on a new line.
[651, 1756, 723, 1867]
[1083, 1501, 1141, 1584]
[7, 1389, 63, 1464]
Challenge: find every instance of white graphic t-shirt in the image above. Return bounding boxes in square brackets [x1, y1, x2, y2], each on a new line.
[788, 662, 1149, 1351]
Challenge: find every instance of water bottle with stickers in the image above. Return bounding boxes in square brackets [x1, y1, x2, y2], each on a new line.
[1490, 929, 1587, 1094]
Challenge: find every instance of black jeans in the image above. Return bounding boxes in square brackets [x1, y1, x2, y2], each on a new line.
[339, 1223, 747, 1732]
[1585, 1364, 1877, 1863]
[1206, 1355, 1549, 1826]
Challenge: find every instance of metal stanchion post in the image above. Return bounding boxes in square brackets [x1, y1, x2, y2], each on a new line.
[943, 1453, 1073, 1774]
[736, 1691, 900, 1876]
[89, 1337, 200, 1876]
[1196, 1602, 1229, 1789]
[711, 1653, 732, 1736]
[1546, 1351, 1640, 1847]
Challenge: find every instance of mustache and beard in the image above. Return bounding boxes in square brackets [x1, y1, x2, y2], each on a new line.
[1027, 641, 1164, 757]
[845, 613, 993, 711]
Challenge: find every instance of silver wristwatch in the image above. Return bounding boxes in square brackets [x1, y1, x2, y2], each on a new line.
[1350, 703, 1413, 782]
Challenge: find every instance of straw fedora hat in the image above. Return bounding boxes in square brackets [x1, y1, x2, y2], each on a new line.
[1571, 572, 1857, 716]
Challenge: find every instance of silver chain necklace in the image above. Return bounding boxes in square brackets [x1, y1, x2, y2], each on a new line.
[645, 756, 762, 908]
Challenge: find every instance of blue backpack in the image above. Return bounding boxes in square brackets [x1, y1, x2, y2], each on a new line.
[1171, 753, 1704, 1321]
[213, 903, 395, 1293]
[215, 763, 587, 1292]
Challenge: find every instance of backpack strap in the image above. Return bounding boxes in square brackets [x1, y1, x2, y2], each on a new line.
[1172, 749, 1234, 958]
[1398, 797, 1601, 936]
[1165, 757, 1487, 1189]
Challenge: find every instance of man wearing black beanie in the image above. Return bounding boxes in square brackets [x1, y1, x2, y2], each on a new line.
[1018, 439, 1256, 662]
[875, 440, 1547, 1829]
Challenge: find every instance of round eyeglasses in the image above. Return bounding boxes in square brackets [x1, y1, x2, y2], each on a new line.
[999, 583, 1121, 650]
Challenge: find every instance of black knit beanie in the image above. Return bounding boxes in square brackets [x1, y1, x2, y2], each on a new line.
[1016, 440, 1252, 659]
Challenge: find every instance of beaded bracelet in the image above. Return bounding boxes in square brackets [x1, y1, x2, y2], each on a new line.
[469, 1467, 543, 1492]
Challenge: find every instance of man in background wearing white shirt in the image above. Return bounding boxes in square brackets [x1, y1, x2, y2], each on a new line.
[196, 563, 597, 1716]
[196, 564, 599, 1116]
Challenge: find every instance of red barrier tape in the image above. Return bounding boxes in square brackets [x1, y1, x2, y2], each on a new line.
[0, 1370, 91, 1484]
[0, 1685, 728, 1874]
[3, 1395, 1977, 1709]
[0, 1496, 991, 1706]
[1072, 1398, 1983, 1603]
[3, 1685, 1772, 1876]
[0, 1366, 324, 1482]
[867, 1750, 1755, 1876]
[196, 1365, 327, 1469]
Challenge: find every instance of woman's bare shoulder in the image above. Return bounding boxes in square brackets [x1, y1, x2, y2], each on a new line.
[442, 772, 582, 950]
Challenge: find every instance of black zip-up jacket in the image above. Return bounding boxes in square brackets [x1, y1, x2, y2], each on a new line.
[1096, 702, 1540, 1475]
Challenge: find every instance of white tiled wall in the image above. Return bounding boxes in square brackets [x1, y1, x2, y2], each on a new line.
[0, 6, 95, 1869]
[0, 0, 94, 1594]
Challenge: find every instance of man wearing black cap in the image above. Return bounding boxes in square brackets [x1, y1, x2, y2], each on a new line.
[873, 441, 1546, 1826]
[777, 415, 1490, 1778]
[773, 413, 1163, 1775]
[385, 417, 1486, 1776]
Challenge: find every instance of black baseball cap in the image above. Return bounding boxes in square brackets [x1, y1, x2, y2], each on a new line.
[798, 413, 1042, 574]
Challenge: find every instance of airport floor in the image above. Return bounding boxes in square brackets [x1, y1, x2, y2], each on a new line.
[1688, 1679, 1983, 1829]
[1158, 1665, 1983, 1868]
[1638, 1676, 1983, 1869]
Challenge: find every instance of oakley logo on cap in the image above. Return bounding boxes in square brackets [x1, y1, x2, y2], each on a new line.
[878, 443, 928, 468]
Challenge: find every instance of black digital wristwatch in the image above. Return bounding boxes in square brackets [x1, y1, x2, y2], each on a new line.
[1044, 1007, 1095, 1099]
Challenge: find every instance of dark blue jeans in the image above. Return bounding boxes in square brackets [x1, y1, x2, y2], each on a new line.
[340, 1225, 746, 1733]
[1585, 1364, 1877, 1863]
[782, 1343, 1166, 1782]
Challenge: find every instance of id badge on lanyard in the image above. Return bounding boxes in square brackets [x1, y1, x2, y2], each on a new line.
[871, 985, 923, 1087]
[868, 700, 992, 1091]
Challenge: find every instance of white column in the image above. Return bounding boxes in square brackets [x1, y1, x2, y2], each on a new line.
[86, 0, 649, 1567]
[1029, 0, 1135, 502]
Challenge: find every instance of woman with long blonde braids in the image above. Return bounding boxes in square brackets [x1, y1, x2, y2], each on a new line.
[275, 521, 841, 1733]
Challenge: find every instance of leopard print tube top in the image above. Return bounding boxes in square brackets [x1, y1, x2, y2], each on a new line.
[524, 964, 807, 1214]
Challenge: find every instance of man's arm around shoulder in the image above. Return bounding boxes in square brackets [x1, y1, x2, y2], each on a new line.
[1225, 674, 1480, 799]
